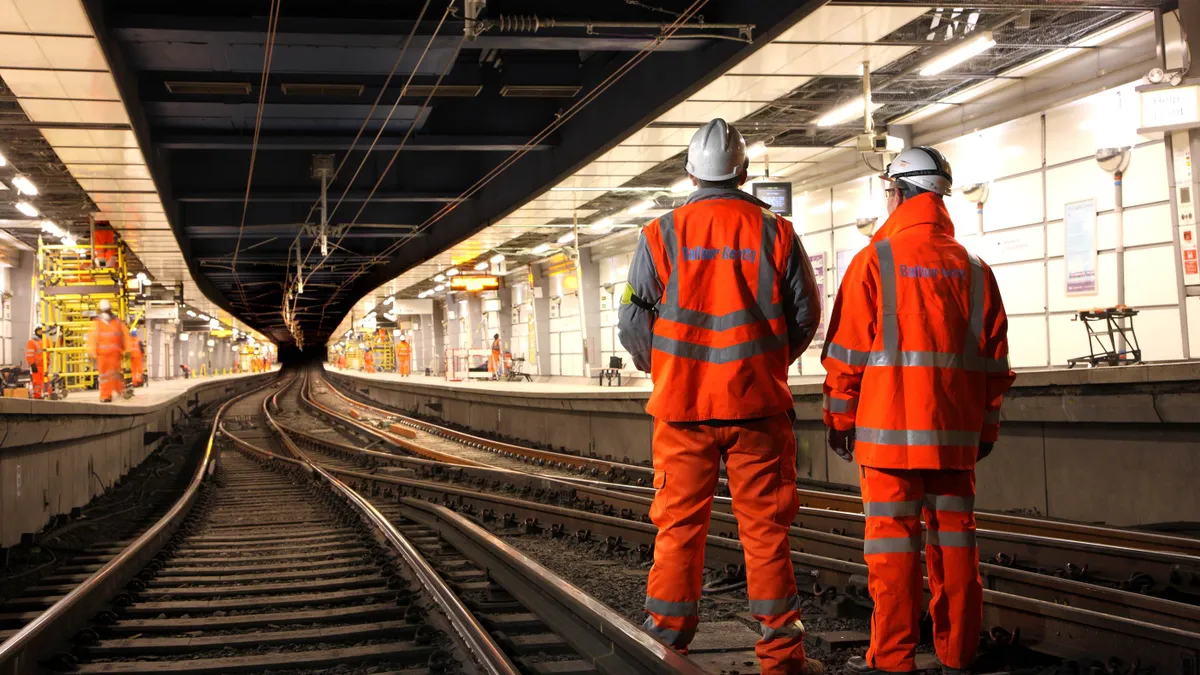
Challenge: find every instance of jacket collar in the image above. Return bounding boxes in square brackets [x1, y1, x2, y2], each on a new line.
[684, 186, 771, 210]
[871, 192, 954, 243]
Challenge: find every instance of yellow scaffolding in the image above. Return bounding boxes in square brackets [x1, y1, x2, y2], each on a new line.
[36, 239, 129, 393]
[372, 329, 395, 373]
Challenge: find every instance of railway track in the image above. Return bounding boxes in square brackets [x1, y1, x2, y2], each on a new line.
[308, 370, 1200, 671]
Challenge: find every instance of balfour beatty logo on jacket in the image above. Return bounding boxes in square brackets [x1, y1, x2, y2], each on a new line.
[682, 245, 758, 263]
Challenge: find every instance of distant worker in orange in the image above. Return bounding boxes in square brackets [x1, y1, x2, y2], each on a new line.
[86, 299, 133, 403]
[130, 328, 145, 386]
[364, 348, 375, 373]
[823, 147, 1016, 675]
[397, 337, 412, 376]
[25, 325, 45, 399]
[618, 118, 823, 675]
[489, 333, 502, 379]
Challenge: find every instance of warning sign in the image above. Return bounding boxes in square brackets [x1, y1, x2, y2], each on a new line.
[1183, 225, 1200, 285]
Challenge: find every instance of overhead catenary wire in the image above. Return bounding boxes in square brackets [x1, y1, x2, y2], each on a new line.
[230, 0, 282, 310]
[316, 0, 710, 333]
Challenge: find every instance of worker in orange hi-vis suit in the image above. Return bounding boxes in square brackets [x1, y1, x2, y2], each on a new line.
[25, 325, 45, 399]
[364, 349, 375, 373]
[130, 329, 145, 386]
[617, 119, 823, 675]
[823, 147, 1016, 675]
[397, 337, 412, 376]
[86, 299, 133, 403]
[489, 333, 502, 379]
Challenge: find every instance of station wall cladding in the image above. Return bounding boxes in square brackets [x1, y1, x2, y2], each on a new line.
[0, 375, 272, 548]
[325, 366, 1200, 529]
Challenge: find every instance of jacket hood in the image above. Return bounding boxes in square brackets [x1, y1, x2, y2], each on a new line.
[872, 192, 954, 243]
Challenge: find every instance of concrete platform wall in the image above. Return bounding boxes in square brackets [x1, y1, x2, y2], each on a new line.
[0, 374, 272, 548]
[327, 366, 1200, 527]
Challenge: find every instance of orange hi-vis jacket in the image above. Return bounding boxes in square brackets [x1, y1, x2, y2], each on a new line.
[86, 317, 132, 362]
[397, 341, 411, 357]
[821, 193, 1016, 470]
[25, 338, 43, 370]
[618, 188, 822, 421]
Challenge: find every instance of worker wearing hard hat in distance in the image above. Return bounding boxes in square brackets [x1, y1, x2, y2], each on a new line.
[397, 336, 412, 376]
[824, 147, 1016, 675]
[130, 328, 145, 386]
[25, 325, 45, 399]
[489, 333, 501, 379]
[86, 299, 133, 403]
[364, 348, 375, 373]
[618, 118, 823, 675]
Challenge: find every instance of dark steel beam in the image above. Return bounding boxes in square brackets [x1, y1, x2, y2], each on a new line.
[177, 192, 462, 203]
[156, 134, 556, 152]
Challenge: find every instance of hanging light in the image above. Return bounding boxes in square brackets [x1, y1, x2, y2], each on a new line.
[445, 268, 460, 277]
[434, 274, 446, 282]
[474, 261, 489, 271]
[206, 339, 215, 346]
[136, 271, 148, 282]
[179, 333, 190, 341]
[746, 142, 768, 159]
[434, 284, 445, 292]
[556, 231, 576, 244]
[198, 314, 210, 321]
[489, 253, 505, 263]
[11, 175, 37, 196]
[625, 199, 654, 215]
[186, 310, 197, 317]
[15, 201, 38, 217]
[531, 243, 551, 255]
[670, 178, 692, 193]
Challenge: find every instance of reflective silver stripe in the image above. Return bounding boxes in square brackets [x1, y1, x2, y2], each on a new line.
[653, 332, 786, 364]
[926, 530, 977, 548]
[658, 303, 782, 331]
[644, 596, 699, 617]
[925, 494, 975, 513]
[823, 342, 870, 367]
[983, 409, 1001, 425]
[643, 615, 696, 646]
[869, 350, 963, 368]
[759, 209, 779, 314]
[875, 239, 899, 353]
[863, 500, 923, 518]
[762, 618, 805, 641]
[660, 211, 679, 309]
[857, 427, 980, 447]
[967, 253, 985, 358]
[864, 535, 922, 554]
[823, 394, 858, 414]
[748, 594, 801, 616]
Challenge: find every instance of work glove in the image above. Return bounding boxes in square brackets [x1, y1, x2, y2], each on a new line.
[977, 442, 995, 462]
[827, 427, 855, 463]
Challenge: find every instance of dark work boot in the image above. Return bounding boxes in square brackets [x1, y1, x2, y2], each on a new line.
[843, 656, 917, 674]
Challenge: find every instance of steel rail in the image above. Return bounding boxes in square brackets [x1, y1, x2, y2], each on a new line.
[262, 378, 520, 675]
[274, 373, 701, 674]
[0, 373, 282, 675]
[321, 371, 1200, 557]
[279, 398, 1200, 634]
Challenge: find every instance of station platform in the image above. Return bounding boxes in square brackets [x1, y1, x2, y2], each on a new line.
[0, 369, 277, 548]
[325, 363, 1200, 528]
[0, 368, 279, 416]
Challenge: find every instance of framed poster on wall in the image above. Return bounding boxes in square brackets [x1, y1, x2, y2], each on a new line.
[809, 252, 826, 347]
[1064, 199, 1098, 296]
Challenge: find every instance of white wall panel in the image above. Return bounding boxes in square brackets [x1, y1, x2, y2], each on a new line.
[991, 261, 1046, 316]
[1188, 297, 1200, 358]
[1123, 245, 1179, 307]
[1048, 312, 1091, 365]
[797, 189, 832, 234]
[1123, 143, 1169, 207]
[832, 224, 872, 257]
[1119, 203, 1173, 247]
[973, 228, 1045, 266]
[1007, 315, 1049, 368]
[1045, 162, 1113, 221]
[1132, 307, 1184, 361]
[984, 173, 1044, 230]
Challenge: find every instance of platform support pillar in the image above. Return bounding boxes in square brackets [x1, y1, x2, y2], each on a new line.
[432, 300, 446, 375]
[576, 247, 602, 378]
[466, 295, 484, 350]
[532, 265, 552, 376]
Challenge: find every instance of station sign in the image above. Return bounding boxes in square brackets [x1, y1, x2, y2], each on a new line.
[1138, 82, 1200, 134]
[450, 275, 500, 292]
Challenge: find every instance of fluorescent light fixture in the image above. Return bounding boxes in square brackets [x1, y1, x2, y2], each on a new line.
[435, 284, 445, 291]
[746, 142, 768, 159]
[489, 253, 505, 264]
[671, 178, 693, 193]
[186, 310, 197, 317]
[434, 274, 446, 282]
[209, 318, 219, 329]
[207, 339, 215, 346]
[15, 201, 38, 217]
[179, 333, 189, 341]
[531, 243, 552, 255]
[11, 175, 37, 196]
[816, 97, 868, 127]
[556, 231, 576, 244]
[0, 152, 6, 167]
[136, 271, 148, 282]
[474, 261, 489, 271]
[920, 32, 996, 77]
[445, 268, 460, 277]
[198, 314, 210, 321]
[626, 199, 655, 215]
[383, 296, 394, 305]
[588, 217, 614, 235]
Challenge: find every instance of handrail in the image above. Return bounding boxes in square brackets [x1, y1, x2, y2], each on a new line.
[0, 372, 283, 675]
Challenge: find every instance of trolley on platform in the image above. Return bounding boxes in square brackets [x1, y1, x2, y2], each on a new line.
[1067, 306, 1142, 368]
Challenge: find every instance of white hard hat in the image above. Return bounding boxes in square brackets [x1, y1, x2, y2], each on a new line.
[883, 146, 953, 197]
[685, 119, 748, 182]
[98, 299, 112, 312]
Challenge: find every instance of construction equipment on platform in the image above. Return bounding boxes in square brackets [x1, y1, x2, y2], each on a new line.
[1068, 306, 1143, 368]
[35, 222, 131, 396]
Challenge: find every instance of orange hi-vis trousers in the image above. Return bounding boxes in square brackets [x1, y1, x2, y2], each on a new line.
[131, 350, 144, 386]
[643, 413, 807, 675]
[97, 355, 124, 401]
[859, 466, 982, 671]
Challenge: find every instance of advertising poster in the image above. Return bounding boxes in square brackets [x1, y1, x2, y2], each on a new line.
[809, 252, 826, 347]
[1064, 199, 1098, 296]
